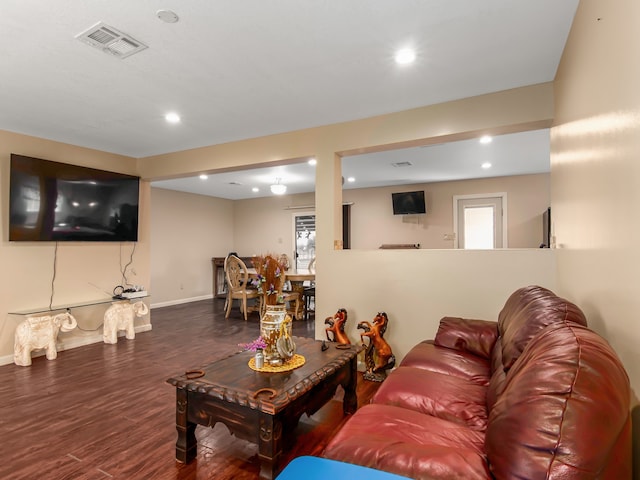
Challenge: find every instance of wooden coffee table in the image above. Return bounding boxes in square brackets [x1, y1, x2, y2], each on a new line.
[166, 337, 361, 479]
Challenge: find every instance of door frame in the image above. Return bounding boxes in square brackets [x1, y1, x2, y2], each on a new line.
[452, 192, 507, 249]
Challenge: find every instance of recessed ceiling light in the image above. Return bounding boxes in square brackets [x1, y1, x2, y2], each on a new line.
[199, 174, 208, 180]
[252, 187, 259, 193]
[481, 162, 492, 169]
[480, 135, 493, 144]
[308, 158, 317, 166]
[347, 177, 356, 183]
[165, 112, 181, 124]
[395, 48, 416, 65]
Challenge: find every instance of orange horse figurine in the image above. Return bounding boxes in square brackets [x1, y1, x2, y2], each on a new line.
[324, 308, 351, 344]
[357, 312, 395, 382]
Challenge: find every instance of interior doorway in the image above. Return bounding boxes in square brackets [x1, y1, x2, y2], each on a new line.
[453, 193, 507, 249]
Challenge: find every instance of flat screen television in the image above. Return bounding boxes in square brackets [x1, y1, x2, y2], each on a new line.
[392, 190, 426, 215]
[9, 154, 140, 242]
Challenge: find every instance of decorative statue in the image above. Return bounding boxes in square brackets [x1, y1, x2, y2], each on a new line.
[103, 301, 149, 344]
[324, 308, 351, 344]
[276, 314, 296, 361]
[357, 312, 396, 382]
[14, 311, 78, 366]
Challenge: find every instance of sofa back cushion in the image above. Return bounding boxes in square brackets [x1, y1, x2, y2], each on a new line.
[485, 323, 631, 479]
[497, 285, 587, 371]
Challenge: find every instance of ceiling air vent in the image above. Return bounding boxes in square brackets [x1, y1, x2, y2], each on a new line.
[391, 161, 413, 168]
[75, 22, 148, 59]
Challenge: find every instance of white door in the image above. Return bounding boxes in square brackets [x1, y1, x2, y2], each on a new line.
[453, 194, 506, 249]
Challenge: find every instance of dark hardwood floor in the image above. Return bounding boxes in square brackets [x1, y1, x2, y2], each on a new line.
[0, 299, 379, 480]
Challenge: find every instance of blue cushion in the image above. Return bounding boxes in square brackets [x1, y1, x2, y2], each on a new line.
[276, 456, 411, 479]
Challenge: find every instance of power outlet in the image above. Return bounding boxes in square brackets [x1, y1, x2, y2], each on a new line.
[443, 233, 456, 241]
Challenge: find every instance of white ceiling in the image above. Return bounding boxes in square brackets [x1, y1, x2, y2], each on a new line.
[1, 1, 577, 198]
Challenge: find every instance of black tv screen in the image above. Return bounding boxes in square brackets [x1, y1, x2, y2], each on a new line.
[392, 190, 426, 215]
[9, 154, 140, 242]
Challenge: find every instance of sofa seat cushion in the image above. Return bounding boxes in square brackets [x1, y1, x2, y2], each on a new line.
[323, 404, 491, 480]
[372, 367, 488, 431]
[399, 341, 491, 386]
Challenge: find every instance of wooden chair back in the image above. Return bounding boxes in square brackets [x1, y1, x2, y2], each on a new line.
[278, 253, 292, 271]
[225, 255, 250, 293]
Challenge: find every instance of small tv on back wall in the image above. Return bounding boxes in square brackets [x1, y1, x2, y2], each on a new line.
[392, 190, 426, 215]
[9, 154, 140, 242]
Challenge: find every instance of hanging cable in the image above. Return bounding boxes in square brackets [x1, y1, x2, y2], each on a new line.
[120, 242, 137, 288]
[49, 242, 59, 310]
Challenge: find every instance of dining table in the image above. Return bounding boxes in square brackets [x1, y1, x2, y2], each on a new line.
[247, 268, 315, 319]
[246, 268, 314, 283]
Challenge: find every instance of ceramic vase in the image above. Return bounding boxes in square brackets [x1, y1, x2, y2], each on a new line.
[260, 304, 292, 365]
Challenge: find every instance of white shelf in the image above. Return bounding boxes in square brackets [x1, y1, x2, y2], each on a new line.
[9, 295, 149, 316]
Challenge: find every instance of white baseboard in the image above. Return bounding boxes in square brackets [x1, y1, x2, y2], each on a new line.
[0, 324, 153, 367]
[150, 294, 213, 309]
[0, 354, 13, 366]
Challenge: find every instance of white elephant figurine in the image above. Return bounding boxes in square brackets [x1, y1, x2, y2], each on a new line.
[103, 301, 149, 344]
[14, 311, 78, 366]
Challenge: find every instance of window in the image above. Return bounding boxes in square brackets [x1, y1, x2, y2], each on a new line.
[294, 214, 315, 269]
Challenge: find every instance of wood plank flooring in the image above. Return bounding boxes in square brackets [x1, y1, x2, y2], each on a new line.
[0, 299, 379, 480]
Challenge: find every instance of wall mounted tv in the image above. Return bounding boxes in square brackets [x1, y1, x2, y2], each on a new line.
[9, 154, 140, 242]
[392, 190, 426, 215]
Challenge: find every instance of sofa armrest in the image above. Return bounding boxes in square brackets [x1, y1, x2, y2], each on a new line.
[433, 317, 498, 359]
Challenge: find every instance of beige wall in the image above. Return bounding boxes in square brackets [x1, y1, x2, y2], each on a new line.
[552, 0, 640, 398]
[343, 174, 549, 249]
[150, 188, 235, 306]
[233, 192, 315, 259]
[0, 130, 151, 364]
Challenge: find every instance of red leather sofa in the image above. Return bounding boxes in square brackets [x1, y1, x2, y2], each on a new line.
[322, 285, 632, 479]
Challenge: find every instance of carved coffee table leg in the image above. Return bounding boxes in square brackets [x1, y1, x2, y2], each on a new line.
[175, 388, 197, 463]
[257, 413, 283, 479]
[342, 356, 358, 415]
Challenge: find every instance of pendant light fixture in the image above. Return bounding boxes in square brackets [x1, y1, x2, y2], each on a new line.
[270, 178, 287, 195]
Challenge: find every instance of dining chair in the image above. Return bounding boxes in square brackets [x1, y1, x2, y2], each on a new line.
[224, 255, 259, 321]
[278, 254, 303, 320]
[222, 252, 238, 312]
[304, 257, 316, 320]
